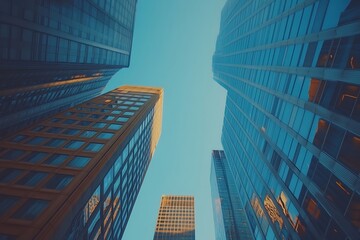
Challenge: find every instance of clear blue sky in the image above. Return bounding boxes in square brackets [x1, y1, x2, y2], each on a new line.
[103, 0, 226, 239]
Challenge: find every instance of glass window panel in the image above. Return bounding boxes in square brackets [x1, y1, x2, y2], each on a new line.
[64, 140, 85, 150]
[123, 112, 134, 116]
[27, 137, 47, 145]
[46, 127, 63, 134]
[63, 119, 76, 125]
[0, 168, 23, 183]
[43, 154, 68, 166]
[11, 135, 27, 143]
[1, 149, 25, 160]
[78, 121, 91, 126]
[44, 174, 73, 190]
[21, 152, 48, 163]
[63, 129, 80, 135]
[45, 138, 66, 147]
[323, 124, 345, 158]
[16, 171, 47, 187]
[67, 156, 91, 168]
[84, 143, 104, 152]
[338, 132, 360, 173]
[0, 195, 19, 216]
[104, 115, 115, 121]
[97, 132, 114, 139]
[12, 199, 48, 220]
[93, 122, 106, 128]
[116, 117, 128, 122]
[112, 110, 121, 115]
[108, 124, 121, 130]
[81, 130, 97, 138]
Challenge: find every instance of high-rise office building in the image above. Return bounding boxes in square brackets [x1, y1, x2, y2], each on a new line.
[210, 150, 253, 240]
[213, 0, 360, 239]
[0, 85, 163, 240]
[0, 0, 137, 135]
[154, 195, 195, 240]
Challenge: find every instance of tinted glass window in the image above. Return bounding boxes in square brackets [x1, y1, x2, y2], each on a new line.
[2, 150, 25, 160]
[0, 169, 23, 183]
[84, 143, 104, 152]
[0, 195, 19, 216]
[108, 124, 121, 130]
[97, 132, 114, 139]
[12, 199, 48, 220]
[64, 141, 85, 150]
[45, 139, 65, 147]
[16, 171, 47, 187]
[44, 174, 73, 190]
[43, 154, 68, 166]
[21, 152, 48, 163]
[67, 156, 91, 168]
[81, 131, 97, 138]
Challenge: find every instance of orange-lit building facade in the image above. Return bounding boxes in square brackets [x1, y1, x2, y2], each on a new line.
[213, 0, 360, 239]
[0, 0, 137, 136]
[0, 85, 163, 239]
[154, 195, 195, 240]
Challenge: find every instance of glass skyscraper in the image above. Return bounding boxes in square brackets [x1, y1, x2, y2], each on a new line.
[210, 150, 253, 240]
[153, 195, 195, 240]
[0, 85, 163, 239]
[0, 0, 137, 135]
[213, 0, 360, 239]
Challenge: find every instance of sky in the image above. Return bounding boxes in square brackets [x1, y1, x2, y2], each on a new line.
[103, 0, 226, 239]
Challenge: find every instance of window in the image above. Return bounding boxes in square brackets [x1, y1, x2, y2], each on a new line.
[93, 122, 106, 128]
[44, 174, 73, 190]
[338, 132, 360, 173]
[45, 139, 66, 147]
[323, 124, 345, 158]
[46, 127, 62, 134]
[64, 140, 85, 150]
[112, 110, 121, 115]
[11, 135, 27, 143]
[84, 143, 104, 152]
[16, 171, 47, 187]
[123, 112, 134, 116]
[67, 156, 91, 168]
[43, 154, 68, 166]
[21, 152, 48, 163]
[12, 199, 48, 220]
[81, 130, 97, 138]
[78, 121, 91, 126]
[63, 129, 80, 135]
[63, 119, 76, 125]
[0, 168, 23, 183]
[0, 195, 18, 216]
[104, 115, 115, 121]
[97, 132, 114, 139]
[27, 137, 47, 145]
[108, 124, 121, 130]
[1, 149, 25, 160]
[116, 117, 128, 123]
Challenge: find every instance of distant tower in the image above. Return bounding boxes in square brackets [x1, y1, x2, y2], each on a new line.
[0, 0, 137, 135]
[213, 0, 360, 239]
[0, 85, 163, 240]
[210, 150, 253, 240]
[154, 195, 195, 240]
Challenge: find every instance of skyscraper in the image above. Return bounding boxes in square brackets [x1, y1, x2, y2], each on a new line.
[213, 0, 360, 239]
[0, 85, 163, 240]
[0, 0, 137, 135]
[154, 195, 195, 240]
[210, 150, 253, 240]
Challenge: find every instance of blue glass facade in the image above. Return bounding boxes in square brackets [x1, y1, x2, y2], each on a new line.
[210, 150, 253, 240]
[213, 0, 360, 239]
[0, 0, 137, 135]
[0, 86, 163, 239]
